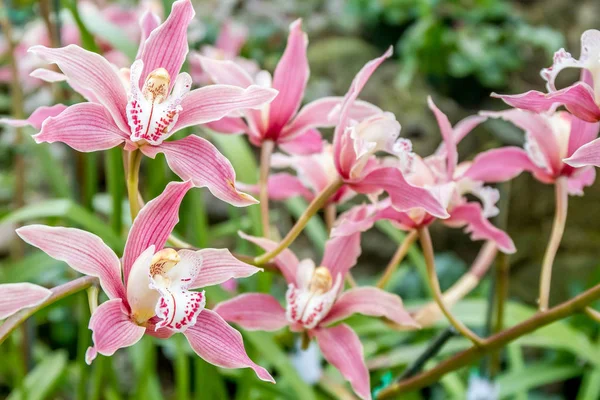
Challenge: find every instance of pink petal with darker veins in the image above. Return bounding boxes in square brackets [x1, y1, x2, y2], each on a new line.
[16, 225, 125, 300]
[183, 309, 275, 382]
[267, 173, 315, 201]
[136, 11, 161, 59]
[1, 104, 67, 130]
[139, 0, 194, 87]
[141, 135, 257, 207]
[122, 181, 193, 283]
[313, 324, 371, 400]
[238, 232, 299, 285]
[445, 202, 516, 254]
[567, 115, 600, 157]
[184, 248, 262, 289]
[321, 234, 361, 282]
[214, 293, 288, 331]
[266, 19, 309, 138]
[195, 55, 254, 87]
[29, 45, 129, 132]
[350, 167, 449, 219]
[320, 287, 418, 328]
[206, 116, 249, 134]
[34, 103, 127, 152]
[173, 84, 277, 132]
[278, 128, 323, 154]
[30, 68, 67, 83]
[464, 146, 542, 182]
[565, 137, 600, 167]
[85, 298, 146, 364]
[0, 283, 51, 319]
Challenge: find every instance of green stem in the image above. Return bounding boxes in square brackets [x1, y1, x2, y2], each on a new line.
[377, 280, 600, 398]
[77, 292, 91, 400]
[254, 177, 344, 265]
[377, 230, 418, 289]
[174, 336, 190, 400]
[126, 150, 143, 220]
[0, 276, 99, 345]
[538, 176, 568, 311]
[106, 148, 124, 234]
[259, 140, 275, 239]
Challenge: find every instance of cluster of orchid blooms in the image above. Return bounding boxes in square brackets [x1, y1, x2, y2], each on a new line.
[2, 0, 600, 398]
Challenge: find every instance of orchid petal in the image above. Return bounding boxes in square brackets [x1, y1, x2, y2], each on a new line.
[34, 103, 127, 152]
[139, 0, 195, 87]
[214, 293, 288, 331]
[0, 283, 51, 320]
[464, 147, 541, 182]
[153, 286, 205, 332]
[428, 97, 457, 177]
[195, 55, 254, 87]
[29, 45, 129, 132]
[320, 287, 418, 327]
[564, 137, 600, 167]
[330, 204, 377, 238]
[567, 115, 600, 157]
[215, 20, 248, 55]
[123, 181, 193, 283]
[184, 248, 262, 289]
[140, 135, 257, 207]
[266, 173, 315, 201]
[85, 298, 146, 364]
[278, 128, 323, 155]
[566, 166, 596, 195]
[445, 203, 516, 254]
[238, 232, 299, 284]
[205, 116, 249, 134]
[350, 167, 449, 219]
[183, 309, 275, 382]
[453, 115, 487, 144]
[172, 84, 277, 132]
[30, 68, 67, 83]
[0, 104, 67, 130]
[321, 235, 361, 282]
[266, 19, 309, 136]
[17, 225, 125, 300]
[313, 324, 371, 400]
[136, 11, 161, 59]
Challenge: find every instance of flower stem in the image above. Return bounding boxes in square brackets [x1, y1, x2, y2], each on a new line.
[377, 230, 418, 289]
[254, 177, 344, 265]
[259, 140, 275, 239]
[0, 276, 99, 345]
[324, 204, 337, 233]
[376, 280, 600, 398]
[418, 226, 484, 347]
[490, 251, 510, 376]
[126, 150, 143, 220]
[539, 176, 568, 311]
[398, 327, 457, 380]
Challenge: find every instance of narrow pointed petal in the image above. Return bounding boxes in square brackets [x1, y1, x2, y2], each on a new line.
[330, 205, 377, 238]
[85, 299, 146, 364]
[567, 115, 600, 157]
[29, 45, 129, 131]
[185, 248, 262, 289]
[183, 309, 275, 382]
[206, 116, 249, 134]
[17, 225, 125, 300]
[453, 115, 487, 144]
[238, 232, 298, 284]
[278, 128, 323, 155]
[266, 19, 309, 136]
[214, 293, 288, 331]
[34, 103, 127, 152]
[445, 203, 516, 254]
[30, 68, 67, 83]
[320, 287, 418, 327]
[195, 55, 254, 87]
[136, 11, 161, 59]
[266, 173, 315, 201]
[428, 97, 457, 177]
[566, 166, 596, 195]
[321, 234, 361, 281]
[493, 84, 600, 123]
[173, 85, 278, 132]
[1, 104, 67, 130]
[565, 137, 600, 167]
[464, 147, 541, 182]
[313, 324, 371, 400]
[139, 0, 195, 84]
[350, 167, 449, 219]
[0, 283, 51, 319]
[215, 20, 248, 55]
[122, 181, 193, 283]
[140, 136, 257, 207]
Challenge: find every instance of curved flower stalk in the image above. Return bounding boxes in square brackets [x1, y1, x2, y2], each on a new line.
[215, 232, 418, 400]
[332, 98, 515, 255]
[492, 30, 600, 122]
[0, 283, 52, 319]
[9, 0, 277, 208]
[15, 181, 273, 381]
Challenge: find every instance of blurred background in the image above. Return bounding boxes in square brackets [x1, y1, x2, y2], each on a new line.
[1, 0, 600, 399]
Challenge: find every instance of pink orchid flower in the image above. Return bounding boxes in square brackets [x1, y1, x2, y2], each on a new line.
[215, 232, 418, 400]
[16, 180, 273, 382]
[196, 19, 380, 155]
[332, 98, 516, 254]
[10, 0, 277, 207]
[0, 283, 51, 319]
[464, 108, 599, 196]
[492, 30, 600, 123]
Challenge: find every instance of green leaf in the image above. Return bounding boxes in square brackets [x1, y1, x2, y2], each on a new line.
[497, 362, 583, 398]
[78, 9, 137, 61]
[7, 350, 68, 400]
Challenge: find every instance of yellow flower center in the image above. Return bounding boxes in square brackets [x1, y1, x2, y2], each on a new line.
[150, 248, 180, 278]
[142, 68, 171, 104]
[308, 266, 333, 295]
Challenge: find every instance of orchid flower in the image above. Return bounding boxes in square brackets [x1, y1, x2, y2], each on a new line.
[464, 108, 599, 196]
[16, 180, 273, 381]
[332, 97, 516, 254]
[5, 0, 277, 207]
[215, 232, 418, 400]
[492, 30, 600, 123]
[0, 283, 52, 319]
[196, 19, 380, 155]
